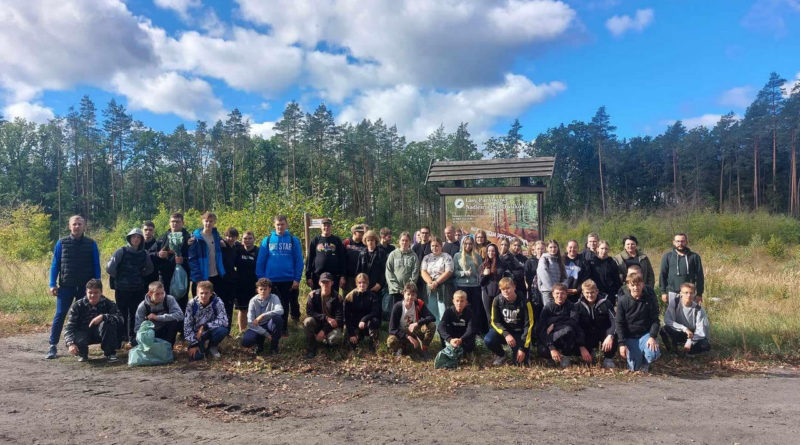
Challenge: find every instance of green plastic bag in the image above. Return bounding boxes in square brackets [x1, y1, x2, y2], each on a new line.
[434, 343, 463, 369]
[128, 321, 174, 367]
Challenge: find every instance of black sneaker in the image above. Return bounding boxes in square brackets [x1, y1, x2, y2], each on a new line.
[105, 354, 119, 363]
[45, 344, 57, 360]
[305, 349, 317, 359]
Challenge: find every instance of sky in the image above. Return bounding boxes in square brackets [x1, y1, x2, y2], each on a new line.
[1, 0, 799, 144]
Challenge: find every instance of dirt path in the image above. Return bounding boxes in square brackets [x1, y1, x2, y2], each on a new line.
[1, 334, 798, 444]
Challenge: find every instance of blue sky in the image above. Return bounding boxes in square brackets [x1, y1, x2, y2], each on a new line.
[1, 0, 798, 143]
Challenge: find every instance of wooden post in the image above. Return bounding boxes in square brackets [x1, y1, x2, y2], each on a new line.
[303, 212, 310, 260]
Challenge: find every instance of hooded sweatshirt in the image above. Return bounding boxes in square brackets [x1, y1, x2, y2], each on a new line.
[246, 293, 284, 335]
[590, 256, 623, 301]
[663, 300, 710, 344]
[134, 293, 183, 333]
[183, 294, 228, 346]
[437, 305, 475, 343]
[106, 229, 155, 292]
[537, 253, 567, 292]
[188, 228, 226, 282]
[385, 248, 420, 294]
[490, 295, 533, 348]
[255, 230, 304, 282]
[306, 234, 346, 279]
[343, 290, 381, 333]
[659, 248, 704, 295]
[615, 287, 660, 342]
[575, 294, 616, 343]
[388, 299, 435, 339]
[536, 300, 584, 350]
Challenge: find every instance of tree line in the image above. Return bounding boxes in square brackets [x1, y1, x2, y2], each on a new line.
[0, 72, 798, 234]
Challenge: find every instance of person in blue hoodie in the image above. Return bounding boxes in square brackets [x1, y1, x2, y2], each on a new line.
[188, 212, 226, 299]
[256, 215, 304, 334]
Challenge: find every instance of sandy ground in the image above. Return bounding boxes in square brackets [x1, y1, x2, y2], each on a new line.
[1, 334, 798, 445]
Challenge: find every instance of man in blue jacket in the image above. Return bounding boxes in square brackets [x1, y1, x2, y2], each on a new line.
[188, 212, 226, 299]
[256, 215, 304, 334]
[46, 215, 101, 359]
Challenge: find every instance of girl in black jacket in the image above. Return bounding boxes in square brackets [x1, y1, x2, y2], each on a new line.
[344, 273, 381, 351]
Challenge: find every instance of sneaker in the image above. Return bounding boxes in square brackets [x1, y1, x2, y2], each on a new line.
[492, 355, 506, 366]
[77, 354, 88, 362]
[639, 363, 650, 373]
[394, 349, 403, 358]
[602, 358, 616, 369]
[305, 349, 317, 359]
[105, 354, 119, 363]
[559, 356, 571, 368]
[208, 346, 221, 359]
[45, 344, 57, 360]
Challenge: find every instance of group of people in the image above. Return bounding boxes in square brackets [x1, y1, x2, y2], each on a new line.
[45, 213, 710, 372]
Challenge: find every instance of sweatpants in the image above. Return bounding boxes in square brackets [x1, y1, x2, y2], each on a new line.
[241, 317, 283, 353]
[71, 320, 120, 357]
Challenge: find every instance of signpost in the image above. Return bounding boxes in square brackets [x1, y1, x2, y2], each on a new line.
[303, 213, 329, 258]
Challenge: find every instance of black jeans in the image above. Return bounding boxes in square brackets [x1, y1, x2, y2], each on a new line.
[72, 320, 120, 356]
[660, 326, 711, 353]
[538, 324, 580, 358]
[115, 288, 146, 342]
[273, 281, 300, 333]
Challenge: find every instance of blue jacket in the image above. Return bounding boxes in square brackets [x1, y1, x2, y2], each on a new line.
[188, 228, 226, 282]
[255, 230, 304, 282]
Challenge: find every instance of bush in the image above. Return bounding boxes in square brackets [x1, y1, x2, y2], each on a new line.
[766, 235, 786, 259]
[0, 204, 53, 260]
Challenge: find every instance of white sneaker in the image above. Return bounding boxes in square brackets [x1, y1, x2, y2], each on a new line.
[559, 356, 571, 368]
[602, 358, 616, 369]
[492, 356, 506, 366]
[209, 346, 221, 359]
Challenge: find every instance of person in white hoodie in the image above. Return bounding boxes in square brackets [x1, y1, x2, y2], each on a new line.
[660, 283, 710, 356]
[537, 239, 568, 306]
[241, 278, 284, 355]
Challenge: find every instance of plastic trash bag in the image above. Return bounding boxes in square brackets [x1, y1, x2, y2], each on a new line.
[170, 263, 188, 299]
[128, 321, 174, 367]
[434, 343, 463, 369]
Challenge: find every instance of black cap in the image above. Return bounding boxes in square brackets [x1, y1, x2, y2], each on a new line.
[319, 272, 334, 282]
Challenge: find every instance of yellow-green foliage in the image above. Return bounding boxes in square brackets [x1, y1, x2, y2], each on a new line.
[0, 204, 53, 260]
[547, 210, 800, 251]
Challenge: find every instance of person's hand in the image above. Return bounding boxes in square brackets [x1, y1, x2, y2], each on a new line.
[315, 330, 326, 342]
[505, 334, 516, 348]
[147, 313, 159, 321]
[50, 287, 58, 297]
[196, 326, 205, 340]
[550, 348, 562, 362]
[326, 317, 338, 329]
[188, 346, 200, 358]
[219, 240, 227, 248]
[686, 329, 694, 339]
[515, 349, 526, 364]
[684, 341, 692, 351]
[483, 268, 490, 276]
[464, 269, 471, 276]
[175, 256, 183, 265]
[429, 281, 438, 290]
[408, 322, 418, 333]
[358, 321, 366, 330]
[307, 278, 314, 288]
[601, 335, 614, 353]
[254, 314, 265, 325]
[661, 294, 668, 303]
[291, 281, 299, 290]
[619, 345, 628, 359]
[646, 337, 659, 352]
[68, 344, 79, 356]
[579, 346, 592, 363]
[546, 324, 554, 335]
[408, 335, 420, 349]
[695, 294, 703, 304]
[158, 250, 169, 259]
[450, 338, 462, 348]
[349, 335, 358, 345]
[88, 315, 104, 327]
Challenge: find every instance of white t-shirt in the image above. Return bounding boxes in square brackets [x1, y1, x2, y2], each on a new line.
[401, 303, 417, 330]
[421, 253, 454, 280]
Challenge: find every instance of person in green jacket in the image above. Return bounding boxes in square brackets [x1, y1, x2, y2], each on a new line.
[613, 235, 655, 288]
[385, 231, 420, 305]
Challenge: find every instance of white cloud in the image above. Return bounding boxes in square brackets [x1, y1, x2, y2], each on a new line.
[719, 86, 755, 108]
[2, 101, 54, 123]
[154, 0, 202, 20]
[667, 114, 740, 130]
[338, 73, 566, 141]
[236, 0, 577, 89]
[0, 0, 157, 101]
[152, 27, 304, 95]
[111, 71, 223, 120]
[250, 121, 276, 139]
[605, 8, 654, 37]
[741, 0, 800, 37]
[783, 72, 800, 97]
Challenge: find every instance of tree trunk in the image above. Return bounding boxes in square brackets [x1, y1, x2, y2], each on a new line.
[597, 140, 606, 216]
[719, 155, 724, 213]
[791, 129, 798, 217]
[753, 137, 759, 210]
[672, 149, 678, 205]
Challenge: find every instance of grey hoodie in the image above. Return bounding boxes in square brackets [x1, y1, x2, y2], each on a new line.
[134, 293, 183, 333]
[537, 253, 567, 292]
[663, 300, 709, 344]
[246, 294, 284, 335]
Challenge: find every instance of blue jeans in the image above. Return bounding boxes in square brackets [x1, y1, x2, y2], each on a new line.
[241, 317, 283, 352]
[190, 326, 229, 360]
[623, 333, 661, 371]
[50, 286, 85, 346]
[484, 329, 528, 360]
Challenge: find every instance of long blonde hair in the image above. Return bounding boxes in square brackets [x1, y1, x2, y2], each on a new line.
[346, 272, 370, 302]
[459, 236, 480, 272]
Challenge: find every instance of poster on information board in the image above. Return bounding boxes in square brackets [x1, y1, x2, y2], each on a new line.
[442, 191, 541, 247]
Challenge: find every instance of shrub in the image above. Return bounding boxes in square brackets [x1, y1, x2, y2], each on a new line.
[766, 235, 786, 259]
[0, 204, 53, 260]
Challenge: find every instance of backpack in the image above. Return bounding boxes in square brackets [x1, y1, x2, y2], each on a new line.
[108, 248, 127, 290]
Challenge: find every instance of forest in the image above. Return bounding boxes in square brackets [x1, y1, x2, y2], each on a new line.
[0, 72, 798, 233]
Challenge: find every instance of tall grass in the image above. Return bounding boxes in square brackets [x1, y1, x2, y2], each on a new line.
[0, 258, 53, 333]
